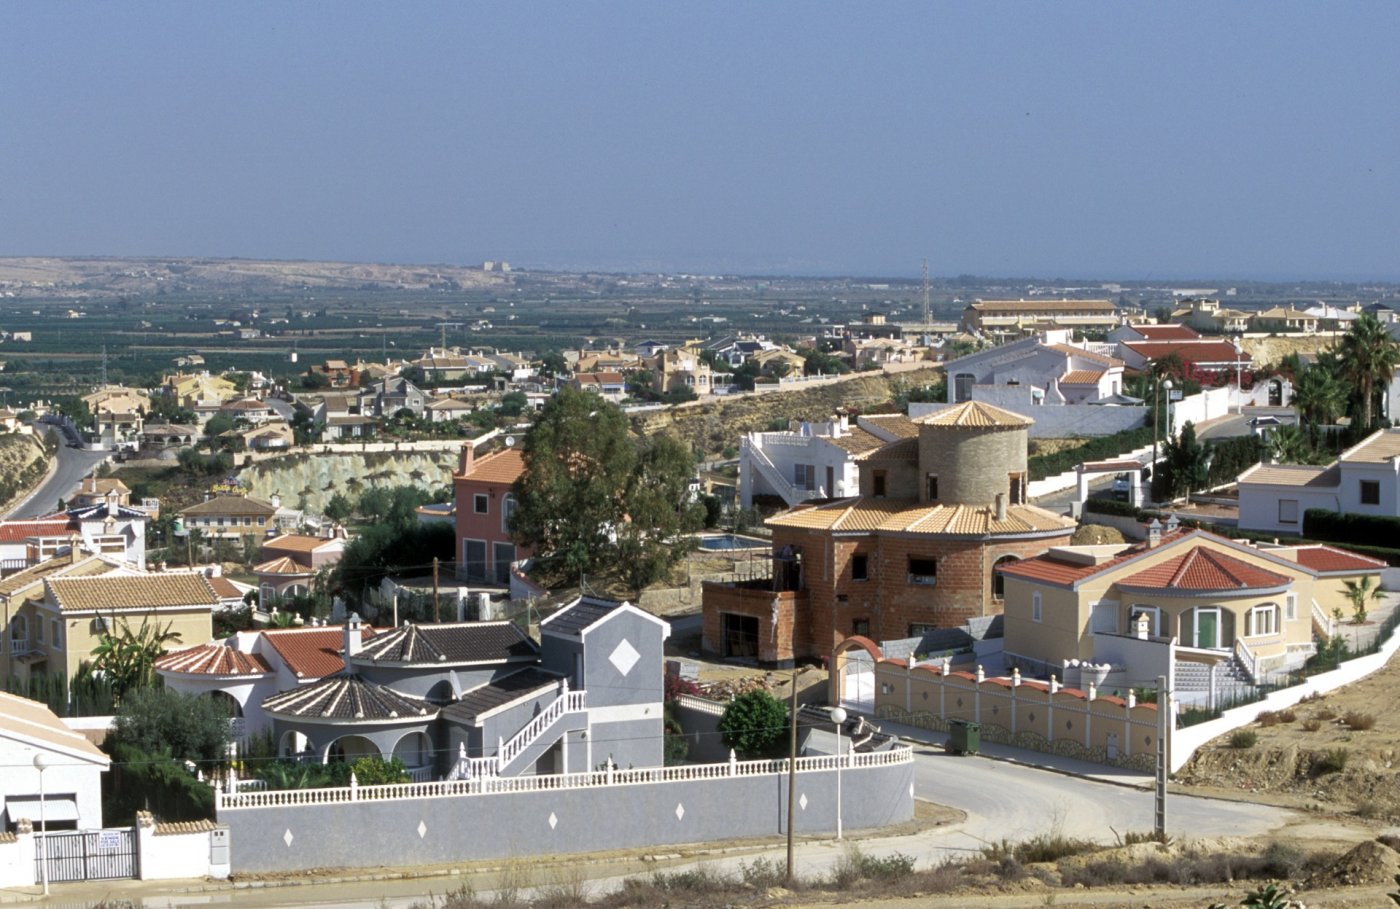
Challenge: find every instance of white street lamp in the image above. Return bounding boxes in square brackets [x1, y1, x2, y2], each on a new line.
[33, 752, 50, 897]
[829, 706, 847, 840]
[1233, 339, 1244, 414]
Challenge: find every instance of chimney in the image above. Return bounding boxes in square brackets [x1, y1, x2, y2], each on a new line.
[270, 493, 281, 509]
[1135, 612, 1150, 640]
[1164, 514, 1180, 535]
[106, 489, 118, 518]
[87, 474, 96, 494]
[458, 443, 474, 475]
[343, 612, 363, 668]
[1146, 518, 1162, 548]
[69, 534, 82, 564]
[994, 493, 1007, 522]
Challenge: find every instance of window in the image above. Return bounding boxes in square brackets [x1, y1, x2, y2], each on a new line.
[850, 553, 869, 581]
[1285, 594, 1297, 621]
[257, 517, 266, 526]
[51, 621, 61, 648]
[1008, 472, 1025, 506]
[925, 474, 938, 501]
[954, 373, 975, 402]
[1090, 602, 1118, 634]
[907, 557, 938, 586]
[473, 493, 489, 514]
[1360, 480, 1381, 506]
[501, 495, 517, 534]
[793, 463, 815, 490]
[1247, 604, 1280, 637]
[1129, 605, 1163, 637]
[36, 619, 43, 643]
[908, 623, 937, 637]
[852, 618, 870, 636]
[872, 470, 887, 498]
[1032, 592, 1042, 623]
[991, 555, 1018, 600]
[1278, 499, 1299, 525]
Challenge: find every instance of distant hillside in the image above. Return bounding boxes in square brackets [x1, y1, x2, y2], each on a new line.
[0, 256, 507, 298]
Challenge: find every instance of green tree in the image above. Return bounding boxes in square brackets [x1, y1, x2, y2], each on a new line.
[110, 686, 233, 766]
[615, 433, 705, 593]
[1291, 363, 1346, 428]
[324, 492, 353, 523]
[90, 618, 183, 699]
[718, 690, 789, 759]
[1337, 313, 1400, 431]
[1157, 420, 1209, 500]
[538, 350, 569, 378]
[498, 391, 528, 418]
[1341, 575, 1383, 625]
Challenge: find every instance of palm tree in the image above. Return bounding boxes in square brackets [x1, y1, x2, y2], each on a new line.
[1338, 314, 1400, 431]
[1341, 575, 1384, 625]
[1291, 364, 1346, 428]
[90, 618, 183, 699]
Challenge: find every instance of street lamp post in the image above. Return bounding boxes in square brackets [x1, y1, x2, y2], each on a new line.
[829, 706, 847, 840]
[1233, 339, 1244, 414]
[33, 752, 50, 897]
[1151, 376, 1174, 502]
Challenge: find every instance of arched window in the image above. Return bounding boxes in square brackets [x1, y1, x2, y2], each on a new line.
[954, 373, 975, 402]
[991, 555, 1019, 600]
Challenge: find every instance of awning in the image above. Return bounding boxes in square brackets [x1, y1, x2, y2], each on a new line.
[5, 797, 79, 823]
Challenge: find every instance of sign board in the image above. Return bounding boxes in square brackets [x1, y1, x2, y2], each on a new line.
[98, 831, 122, 849]
[1169, 390, 1184, 401]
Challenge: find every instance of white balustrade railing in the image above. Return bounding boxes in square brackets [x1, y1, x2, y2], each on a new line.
[1310, 599, 1335, 639]
[674, 693, 725, 716]
[741, 438, 823, 507]
[406, 765, 433, 783]
[497, 689, 587, 769]
[218, 745, 912, 811]
[1233, 637, 1258, 683]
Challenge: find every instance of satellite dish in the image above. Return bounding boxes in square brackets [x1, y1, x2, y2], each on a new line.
[505, 436, 516, 447]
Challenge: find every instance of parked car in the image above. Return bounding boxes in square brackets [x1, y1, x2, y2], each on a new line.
[1112, 473, 1131, 500]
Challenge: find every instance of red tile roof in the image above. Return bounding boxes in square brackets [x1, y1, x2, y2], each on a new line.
[455, 448, 525, 485]
[1121, 340, 1251, 365]
[1119, 547, 1290, 592]
[997, 532, 1193, 587]
[1288, 546, 1387, 573]
[155, 643, 272, 676]
[207, 576, 244, 599]
[0, 520, 72, 543]
[1132, 325, 1199, 340]
[262, 627, 376, 679]
[1060, 369, 1105, 385]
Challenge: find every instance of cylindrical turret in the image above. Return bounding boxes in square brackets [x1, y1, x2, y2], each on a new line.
[915, 402, 1031, 506]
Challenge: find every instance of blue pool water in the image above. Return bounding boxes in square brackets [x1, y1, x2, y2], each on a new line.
[697, 533, 769, 551]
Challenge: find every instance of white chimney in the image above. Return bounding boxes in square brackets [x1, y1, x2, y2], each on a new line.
[1146, 518, 1162, 548]
[270, 493, 281, 509]
[994, 493, 1007, 522]
[343, 612, 363, 668]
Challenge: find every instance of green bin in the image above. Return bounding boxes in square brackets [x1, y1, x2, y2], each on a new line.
[948, 719, 981, 755]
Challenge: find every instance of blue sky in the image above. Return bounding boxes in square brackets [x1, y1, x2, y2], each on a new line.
[3, 3, 1398, 279]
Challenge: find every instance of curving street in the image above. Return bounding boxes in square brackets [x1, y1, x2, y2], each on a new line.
[5, 429, 110, 519]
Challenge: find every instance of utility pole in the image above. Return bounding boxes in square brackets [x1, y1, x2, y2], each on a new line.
[785, 667, 799, 885]
[432, 557, 441, 623]
[1154, 674, 1169, 838]
[921, 258, 930, 328]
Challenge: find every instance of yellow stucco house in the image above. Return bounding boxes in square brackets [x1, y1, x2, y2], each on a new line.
[997, 524, 1384, 690]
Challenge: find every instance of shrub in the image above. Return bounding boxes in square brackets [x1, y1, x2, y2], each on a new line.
[1231, 729, 1259, 749]
[1311, 748, 1349, 776]
[1315, 706, 1337, 721]
[1276, 709, 1296, 723]
[1342, 711, 1376, 731]
[1083, 498, 1142, 518]
[739, 857, 786, 889]
[1258, 711, 1281, 727]
[1302, 718, 1322, 732]
[717, 689, 789, 758]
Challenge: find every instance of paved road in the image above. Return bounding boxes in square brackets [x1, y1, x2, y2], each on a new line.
[1195, 406, 1297, 442]
[5, 436, 109, 519]
[81, 749, 1294, 909]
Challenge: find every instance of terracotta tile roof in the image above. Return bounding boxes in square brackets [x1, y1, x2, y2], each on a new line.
[1121, 340, 1251, 364]
[766, 497, 1075, 537]
[1341, 428, 1400, 463]
[254, 556, 312, 576]
[913, 400, 1032, 429]
[575, 371, 625, 384]
[46, 574, 219, 613]
[1060, 369, 1105, 385]
[0, 519, 72, 543]
[1118, 547, 1291, 592]
[858, 437, 920, 462]
[456, 448, 525, 485]
[179, 495, 277, 517]
[262, 674, 434, 722]
[207, 576, 244, 600]
[262, 534, 335, 556]
[1044, 344, 1123, 368]
[1237, 463, 1339, 488]
[1132, 325, 1199, 340]
[262, 627, 376, 679]
[154, 819, 218, 836]
[859, 414, 919, 439]
[824, 426, 887, 455]
[0, 554, 118, 598]
[155, 643, 272, 676]
[353, 622, 538, 665]
[0, 691, 109, 762]
[1287, 546, 1388, 573]
[441, 668, 563, 723]
[998, 533, 1194, 588]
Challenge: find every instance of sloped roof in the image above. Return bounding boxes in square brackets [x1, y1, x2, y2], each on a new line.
[456, 448, 525, 484]
[440, 668, 563, 724]
[997, 534, 1191, 588]
[1286, 546, 1387, 574]
[1131, 325, 1199, 340]
[1060, 370, 1105, 385]
[766, 497, 1075, 537]
[0, 691, 109, 763]
[1237, 463, 1340, 488]
[1341, 428, 1400, 463]
[823, 426, 887, 455]
[262, 534, 337, 555]
[1044, 343, 1123, 367]
[0, 554, 122, 598]
[254, 556, 313, 576]
[179, 495, 276, 517]
[261, 675, 434, 722]
[352, 622, 538, 666]
[1118, 547, 1291, 593]
[1121, 340, 1251, 364]
[912, 400, 1032, 429]
[46, 574, 219, 613]
[857, 437, 920, 462]
[969, 300, 1116, 313]
[155, 643, 272, 677]
[261, 627, 376, 679]
[858, 413, 919, 439]
[542, 596, 625, 636]
[0, 519, 71, 543]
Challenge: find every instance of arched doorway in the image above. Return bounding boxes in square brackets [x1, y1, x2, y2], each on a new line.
[392, 731, 432, 779]
[278, 729, 311, 758]
[207, 689, 243, 718]
[829, 636, 881, 711]
[325, 734, 379, 765]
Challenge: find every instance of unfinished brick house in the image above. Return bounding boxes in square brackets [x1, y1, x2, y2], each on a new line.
[702, 401, 1076, 667]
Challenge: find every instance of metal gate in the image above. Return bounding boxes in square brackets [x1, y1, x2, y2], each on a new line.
[36, 828, 138, 882]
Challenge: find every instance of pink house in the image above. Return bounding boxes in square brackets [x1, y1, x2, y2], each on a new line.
[452, 446, 531, 585]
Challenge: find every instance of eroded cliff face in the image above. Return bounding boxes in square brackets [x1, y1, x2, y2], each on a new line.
[242, 450, 458, 513]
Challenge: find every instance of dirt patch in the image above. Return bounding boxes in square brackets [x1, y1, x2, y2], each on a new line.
[1070, 524, 1126, 545]
[1176, 645, 1400, 822]
[1304, 839, 1400, 890]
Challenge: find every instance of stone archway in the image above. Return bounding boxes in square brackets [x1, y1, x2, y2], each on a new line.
[828, 635, 881, 710]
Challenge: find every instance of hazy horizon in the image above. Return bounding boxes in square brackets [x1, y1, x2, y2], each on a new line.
[4, 3, 1399, 282]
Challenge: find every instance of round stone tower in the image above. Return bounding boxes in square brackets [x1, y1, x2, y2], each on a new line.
[915, 401, 1032, 506]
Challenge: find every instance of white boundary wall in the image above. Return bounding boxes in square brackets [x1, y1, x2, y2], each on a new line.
[1170, 625, 1400, 772]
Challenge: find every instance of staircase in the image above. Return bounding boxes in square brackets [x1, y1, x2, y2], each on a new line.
[1174, 656, 1255, 709]
[742, 438, 825, 508]
[447, 687, 588, 780]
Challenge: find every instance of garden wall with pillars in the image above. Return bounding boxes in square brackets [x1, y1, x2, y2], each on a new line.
[868, 657, 1161, 772]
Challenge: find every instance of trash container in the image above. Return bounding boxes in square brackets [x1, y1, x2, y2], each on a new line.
[948, 719, 981, 755]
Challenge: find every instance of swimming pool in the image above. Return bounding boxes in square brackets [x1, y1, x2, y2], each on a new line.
[696, 533, 770, 551]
